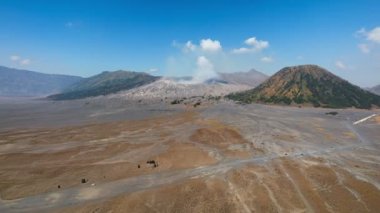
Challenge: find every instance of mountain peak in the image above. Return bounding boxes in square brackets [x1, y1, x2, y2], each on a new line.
[276, 64, 338, 79]
[218, 69, 268, 87]
[227, 65, 380, 109]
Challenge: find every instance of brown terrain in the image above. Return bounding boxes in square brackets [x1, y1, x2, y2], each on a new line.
[0, 97, 379, 212]
[227, 65, 380, 109]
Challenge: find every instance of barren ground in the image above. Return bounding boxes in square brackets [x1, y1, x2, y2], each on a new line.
[0, 97, 379, 212]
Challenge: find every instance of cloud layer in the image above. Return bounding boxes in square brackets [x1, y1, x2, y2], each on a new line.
[232, 37, 269, 54]
[335, 60, 346, 70]
[261, 56, 273, 63]
[358, 43, 370, 54]
[168, 36, 272, 83]
[181, 39, 222, 53]
[9, 55, 31, 66]
[200, 39, 222, 52]
[184, 41, 196, 52]
[356, 26, 380, 54]
[366, 27, 380, 43]
[10, 55, 20, 61]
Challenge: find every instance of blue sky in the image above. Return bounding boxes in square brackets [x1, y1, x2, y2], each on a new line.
[0, 0, 379, 86]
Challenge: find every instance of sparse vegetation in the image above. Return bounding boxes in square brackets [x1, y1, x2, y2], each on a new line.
[193, 102, 201, 107]
[207, 95, 221, 101]
[326, 111, 338, 116]
[171, 98, 187, 105]
[48, 71, 159, 100]
[227, 65, 380, 109]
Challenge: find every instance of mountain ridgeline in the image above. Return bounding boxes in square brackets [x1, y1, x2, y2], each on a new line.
[48, 70, 160, 100]
[218, 69, 268, 87]
[227, 65, 380, 109]
[370, 84, 380, 95]
[0, 66, 82, 96]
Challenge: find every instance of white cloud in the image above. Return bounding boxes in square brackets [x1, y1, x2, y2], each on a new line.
[184, 41, 197, 52]
[367, 27, 380, 43]
[174, 39, 222, 53]
[358, 43, 370, 54]
[355, 28, 366, 37]
[296, 55, 304, 60]
[335, 60, 346, 70]
[261, 56, 273, 63]
[200, 39, 222, 52]
[9, 55, 31, 66]
[10, 55, 20, 61]
[148, 68, 158, 73]
[356, 27, 380, 44]
[232, 37, 269, 54]
[245, 37, 269, 50]
[20, 59, 31, 65]
[232, 47, 251, 54]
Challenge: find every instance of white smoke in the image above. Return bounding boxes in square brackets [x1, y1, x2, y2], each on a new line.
[179, 56, 218, 84]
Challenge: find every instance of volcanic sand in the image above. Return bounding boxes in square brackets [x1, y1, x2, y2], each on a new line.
[0, 100, 380, 212]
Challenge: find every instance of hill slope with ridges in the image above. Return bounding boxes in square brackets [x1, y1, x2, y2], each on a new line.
[227, 65, 380, 109]
[48, 70, 159, 100]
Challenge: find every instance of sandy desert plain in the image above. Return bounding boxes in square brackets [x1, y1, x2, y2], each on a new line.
[0, 96, 380, 212]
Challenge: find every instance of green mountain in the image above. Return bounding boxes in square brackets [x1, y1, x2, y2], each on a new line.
[227, 65, 380, 109]
[48, 70, 159, 100]
[0, 66, 82, 97]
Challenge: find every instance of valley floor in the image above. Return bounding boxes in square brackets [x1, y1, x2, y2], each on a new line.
[0, 97, 380, 212]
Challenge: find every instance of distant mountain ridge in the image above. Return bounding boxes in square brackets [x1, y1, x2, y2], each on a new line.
[42, 67, 268, 100]
[369, 84, 380, 95]
[108, 69, 267, 99]
[0, 66, 82, 96]
[48, 70, 160, 100]
[218, 69, 268, 87]
[227, 65, 380, 109]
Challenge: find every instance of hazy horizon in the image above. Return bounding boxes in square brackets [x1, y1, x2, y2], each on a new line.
[0, 0, 379, 87]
